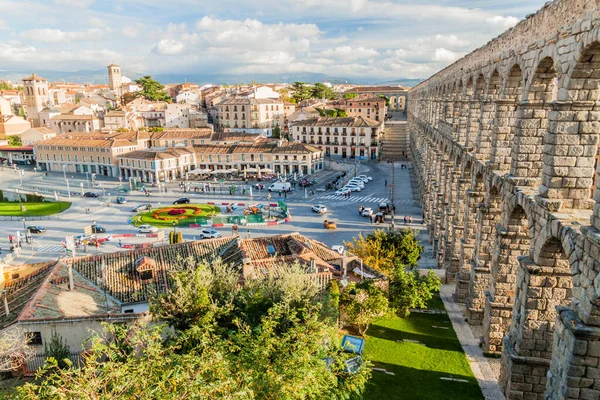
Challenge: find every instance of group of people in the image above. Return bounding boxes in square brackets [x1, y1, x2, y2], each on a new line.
[403, 215, 414, 224]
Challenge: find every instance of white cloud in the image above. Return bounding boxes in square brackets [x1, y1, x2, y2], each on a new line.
[153, 39, 185, 55]
[54, 0, 96, 7]
[316, 46, 379, 61]
[485, 15, 520, 29]
[434, 34, 468, 48]
[0, 19, 8, 30]
[88, 17, 104, 27]
[20, 28, 101, 43]
[433, 48, 462, 63]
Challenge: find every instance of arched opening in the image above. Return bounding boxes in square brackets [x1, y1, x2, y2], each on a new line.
[500, 236, 572, 400]
[542, 41, 600, 211]
[483, 204, 531, 353]
[456, 77, 473, 144]
[510, 58, 556, 185]
[465, 74, 485, 148]
[475, 70, 501, 159]
[490, 64, 523, 171]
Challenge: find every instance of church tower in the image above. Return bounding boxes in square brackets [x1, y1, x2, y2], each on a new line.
[22, 73, 48, 128]
[107, 64, 122, 102]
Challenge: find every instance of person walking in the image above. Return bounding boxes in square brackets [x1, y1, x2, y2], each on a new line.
[385, 179, 388, 186]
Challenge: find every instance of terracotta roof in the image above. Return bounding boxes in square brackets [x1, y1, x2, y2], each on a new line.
[22, 73, 47, 82]
[193, 142, 320, 155]
[291, 116, 381, 128]
[150, 128, 213, 140]
[210, 132, 266, 143]
[0, 261, 57, 328]
[345, 85, 407, 93]
[105, 110, 127, 117]
[50, 114, 95, 121]
[119, 147, 194, 160]
[35, 133, 137, 148]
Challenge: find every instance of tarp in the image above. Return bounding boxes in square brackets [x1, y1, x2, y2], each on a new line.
[353, 267, 376, 279]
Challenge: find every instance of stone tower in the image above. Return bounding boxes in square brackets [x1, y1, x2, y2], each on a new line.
[21, 73, 48, 128]
[107, 63, 122, 101]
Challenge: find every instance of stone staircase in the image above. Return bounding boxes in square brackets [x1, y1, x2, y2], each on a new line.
[381, 122, 410, 161]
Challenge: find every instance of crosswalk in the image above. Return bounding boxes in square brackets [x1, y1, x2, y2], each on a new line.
[36, 245, 66, 253]
[317, 195, 390, 204]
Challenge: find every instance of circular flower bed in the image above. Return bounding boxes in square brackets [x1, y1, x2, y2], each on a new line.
[168, 209, 187, 215]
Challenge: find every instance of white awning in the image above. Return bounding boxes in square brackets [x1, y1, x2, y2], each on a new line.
[353, 267, 376, 279]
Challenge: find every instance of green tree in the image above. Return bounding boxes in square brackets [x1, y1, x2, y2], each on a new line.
[271, 124, 281, 138]
[148, 126, 164, 132]
[291, 82, 312, 103]
[311, 83, 336, 100]
[344, 229, 423, 277]
[336, 108, 347, 117]
[378, 94, 390, 106]
[389, 269, 441, 318]
[43, 329, 71, 370]
[134, 75, 172, 102]
[7, 136, 22, 146]
[343, 93, 358, 99]
[325, 109, 338, 117]
[0, 81, 13, 90]
[343, 281, 389, 335]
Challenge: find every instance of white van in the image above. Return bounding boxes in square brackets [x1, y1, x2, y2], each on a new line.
[268, 182, 292, 192]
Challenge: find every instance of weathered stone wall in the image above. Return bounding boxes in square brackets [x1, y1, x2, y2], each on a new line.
[408, 2, 600, 398]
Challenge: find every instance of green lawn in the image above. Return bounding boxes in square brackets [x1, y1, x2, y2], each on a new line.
[131, 204, 221, 227]
[362, 311, 483, 400]
[0, 202, 71, 216]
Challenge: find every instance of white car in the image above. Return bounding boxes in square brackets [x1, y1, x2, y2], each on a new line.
[350, 177, 368, 184]
[200, 228, 222, 239]
[138, 224, 158, 234]
[344, 184, 362, 192]
[362, 207, 374, 217]
[347, 180, 365, 188]
[357, 175, 373, 182]
[335, 188, 351, 196]
[312, 204, 328, 214]
[331, 245, 344, 254]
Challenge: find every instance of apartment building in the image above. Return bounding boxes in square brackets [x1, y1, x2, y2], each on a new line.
[339, 96, 387, 123]
[215, 97, 285, 136]
[290, 116, 383, 160]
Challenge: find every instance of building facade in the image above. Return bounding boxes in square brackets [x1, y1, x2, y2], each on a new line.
[291, 116, 383, 159]
[216, 97, 285, 136]
[22, 74, 49, 128]
[339, 96, 387, 123]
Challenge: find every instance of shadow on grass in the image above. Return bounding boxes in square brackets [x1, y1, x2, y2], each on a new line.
[363, 362, 483, 400]
[366, 323, 463, 352]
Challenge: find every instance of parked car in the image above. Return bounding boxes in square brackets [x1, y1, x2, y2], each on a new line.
[347, 179, 365, 187]
[115, 196, 127, 204]
[83, 192, 99, 198]
[199, 228, 222, 239]
[323, 220, 337, 229]
[357, 175, 373, 182]
[311, 204, 328, 214]
[173, 197, 190, 204]
[132, 204, 152, 212]
[335, 188, 351, 196]
[361, 207, 374, 217]
[91, 225, 106, 233]
[137, 225, 158, 234]
[26, 225, 46, 233]
[344, 184, 362, 192]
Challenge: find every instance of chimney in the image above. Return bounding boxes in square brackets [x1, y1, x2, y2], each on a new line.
[342, 251, 347, 279]
[68, 264, 74, 291]
[3, 294, 9, 316]
[310, 259, 316, 273]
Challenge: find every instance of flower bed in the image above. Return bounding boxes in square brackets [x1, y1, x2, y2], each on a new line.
[131, 204, 221, 227]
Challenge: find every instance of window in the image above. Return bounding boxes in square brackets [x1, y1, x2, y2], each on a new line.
[27, 332, 43, 345]
[74, 155, 78, 162]
[140, 270, 153, 281]
[241, 154, 245, 161]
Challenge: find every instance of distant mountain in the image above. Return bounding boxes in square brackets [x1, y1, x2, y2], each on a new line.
[0, 68, 421, 87]
[373, 78, 423, 88]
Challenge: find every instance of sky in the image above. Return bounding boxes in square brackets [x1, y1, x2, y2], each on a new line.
[0, 0, 548, 81]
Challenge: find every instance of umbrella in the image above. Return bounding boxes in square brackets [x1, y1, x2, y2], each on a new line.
[261, 168, 273, 173]
[245, 167, 258, 172]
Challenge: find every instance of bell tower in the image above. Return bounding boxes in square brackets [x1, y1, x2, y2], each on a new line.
[21, 73, 48, 128]
[107, 64, 122, 102]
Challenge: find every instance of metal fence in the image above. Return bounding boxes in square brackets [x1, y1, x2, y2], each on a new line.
[25, 352, 84, 374]
[0, 215, 51, 221]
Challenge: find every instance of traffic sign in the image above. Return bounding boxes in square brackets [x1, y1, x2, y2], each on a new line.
[389, 184, 393, 189]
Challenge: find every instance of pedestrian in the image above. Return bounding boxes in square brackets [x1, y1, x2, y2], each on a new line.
[8, 235, 12, 244]
[385, 179, 388, 186]
[409, 216, 413, 224]
[213, 187, 216, 193]
[404, 216, 407, 224]
[118, 239, 122, 248]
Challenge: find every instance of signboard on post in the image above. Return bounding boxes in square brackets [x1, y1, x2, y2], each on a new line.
[156, 231, 165, 241]
[65, 235, 75, 256]
[83, 225, 93, 236]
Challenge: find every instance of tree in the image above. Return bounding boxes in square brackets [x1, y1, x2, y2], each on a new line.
[344, 229, 423, 277]
[134, 75, 172, 102]
[271, 124, 281, 138]
[378, 94, 390, 106]
[342, 281, 389, 336]
[311, 83, 336, 100]
[389, 269, 441, 318]
[148, 126, 164, 132]
[0, 81, 13, 90]
[336, 108, 347, 117]
[43, 329, 71, 370]
[7, 135, 22, 146]
[291, 82, 312, 103]
[343, 93, 358, 99]
[0, 327, 35, 372]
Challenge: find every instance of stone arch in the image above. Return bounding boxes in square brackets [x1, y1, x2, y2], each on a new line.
[509, 57, 558, 186]
[500, 234, 573, 400]
[541, 40, 600, 211]
[474, 69, 502, 160]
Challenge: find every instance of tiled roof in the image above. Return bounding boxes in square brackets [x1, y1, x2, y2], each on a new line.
[50, 114, 95, 121]
[71, 237, 240, 303]
[0, 261, 57, 328]
[150, 128, 213, 140]
[290, 116, 381, 128]
[22, 73, 47, 82]
[35, 132, 137, 148]
[105, 110, 127, 117]
[345, 86, 407, 93]
[119, 147, 194, 160]
[193, 142, 320, 155]
[210, 132, 266, 143]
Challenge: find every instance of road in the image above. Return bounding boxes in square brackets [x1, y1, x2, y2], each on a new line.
[0, 161, 426, 267]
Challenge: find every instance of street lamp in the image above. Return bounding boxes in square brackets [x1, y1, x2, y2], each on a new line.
[66, 179, 70, 197]
[172, 221, 176, 243]
[62, 164, 66, 180]
[22, 218, 26, 230]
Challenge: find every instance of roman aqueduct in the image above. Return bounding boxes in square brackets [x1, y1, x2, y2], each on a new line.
[409, 1, 600, 399]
